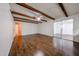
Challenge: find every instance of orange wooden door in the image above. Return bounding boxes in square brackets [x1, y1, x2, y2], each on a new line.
[15, 21, 23, 49]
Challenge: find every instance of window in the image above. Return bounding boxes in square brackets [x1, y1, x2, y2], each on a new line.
[54, 19, 73, 40]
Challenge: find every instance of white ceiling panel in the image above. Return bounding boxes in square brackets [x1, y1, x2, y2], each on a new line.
[63, 3, 79, 16]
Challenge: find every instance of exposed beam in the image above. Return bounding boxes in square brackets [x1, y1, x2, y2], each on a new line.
[41, 19, 47, 22]
[14, 19, 28, 22]
[11, 11, 47, 22]
[11, 11, 35, 19]
[13, 16, 42, 24]
[16, 3, 55, 20]
[58, 3, 68, 17]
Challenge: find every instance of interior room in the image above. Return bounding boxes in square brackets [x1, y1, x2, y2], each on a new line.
[0, 3, 79, 56]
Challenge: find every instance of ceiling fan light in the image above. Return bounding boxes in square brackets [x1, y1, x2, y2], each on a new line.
[37, 17, 41, 21]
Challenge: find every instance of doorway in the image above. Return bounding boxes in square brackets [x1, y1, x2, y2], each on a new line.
[15, 21, 23, 49]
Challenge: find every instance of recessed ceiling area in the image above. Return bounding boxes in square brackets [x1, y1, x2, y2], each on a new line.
[10, 3, 79, 24]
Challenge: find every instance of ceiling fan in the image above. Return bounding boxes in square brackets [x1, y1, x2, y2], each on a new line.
[36, 16, 47, 22]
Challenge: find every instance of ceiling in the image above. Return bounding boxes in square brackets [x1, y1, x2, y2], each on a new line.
[63, 3, 79, 16]
[10, 3, 79, 23]
[27, 3, 65, 19]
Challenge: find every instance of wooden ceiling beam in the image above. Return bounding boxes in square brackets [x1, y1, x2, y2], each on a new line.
[58, 3, 68, 17]
[13, 16, 42, 24]
[41, 19, 47, 22]
[16, 3, 55, 20]
[11, 11, 47, 22]
[14, 19, 28, 22]
[11, 11, 35, 19]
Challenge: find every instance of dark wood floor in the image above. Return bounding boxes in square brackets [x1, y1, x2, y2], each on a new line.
[9, 34, 79, 56]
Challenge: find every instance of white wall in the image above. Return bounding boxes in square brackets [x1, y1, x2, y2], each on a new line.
[0, 4, 14, 56]
[38, 20, 54, 36]
[73, 14, 79, 36]
[20, 20, 54, 37]
[62, 20, 73, 35]
[21, 20, 54, 37]
[73, 14, 79, 42]
[22, 22, 38, 35]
